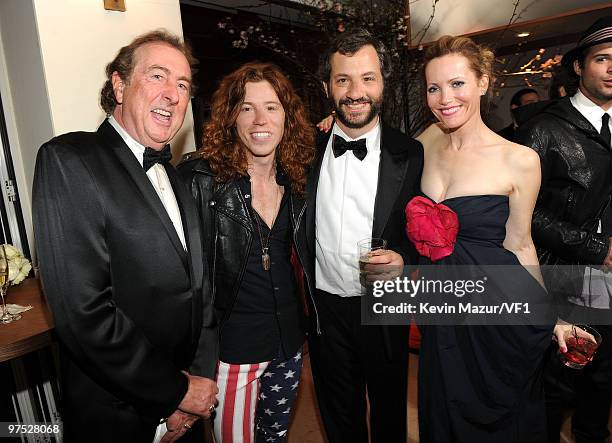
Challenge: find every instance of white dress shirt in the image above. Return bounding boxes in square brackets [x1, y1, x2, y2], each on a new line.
[570, 89, 612, 134]
[108, 116, 186, 250]
[569, 91, 611, 309]
[315, 121, 381, 297]
[108, 117, 186, 443]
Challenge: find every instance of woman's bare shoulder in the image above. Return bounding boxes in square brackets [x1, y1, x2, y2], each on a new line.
[498, 139, 540, 175]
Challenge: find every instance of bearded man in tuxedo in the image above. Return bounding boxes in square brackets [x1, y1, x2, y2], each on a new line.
[303, 29, 423, 443]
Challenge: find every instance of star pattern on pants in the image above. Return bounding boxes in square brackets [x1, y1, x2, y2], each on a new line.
[256, 348, 303, 442]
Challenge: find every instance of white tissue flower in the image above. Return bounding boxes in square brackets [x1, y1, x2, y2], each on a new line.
[9, 256, 32, 285]
[3, 244, 21, 260]
[1, 244, 31, 285]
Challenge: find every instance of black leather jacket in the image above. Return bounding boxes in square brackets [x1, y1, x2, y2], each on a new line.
[516, 97, 612, 266]
[177, 155, 316, 329]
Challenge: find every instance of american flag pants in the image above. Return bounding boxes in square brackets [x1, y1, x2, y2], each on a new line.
[214, 347, 303, 443]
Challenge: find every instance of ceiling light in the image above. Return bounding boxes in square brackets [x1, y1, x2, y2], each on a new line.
[516, 32, 530, 38]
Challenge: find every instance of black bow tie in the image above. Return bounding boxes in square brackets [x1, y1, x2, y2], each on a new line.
[332, 135, 367, 161]
[143, 145, 172, 171]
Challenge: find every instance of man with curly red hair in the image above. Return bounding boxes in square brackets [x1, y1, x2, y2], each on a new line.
[179, 62, 315, 442]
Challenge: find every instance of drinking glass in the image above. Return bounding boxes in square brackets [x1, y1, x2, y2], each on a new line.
[357, 238, 387, 285]
[559, 324, 602, 369]
[0, 245, 20, 324]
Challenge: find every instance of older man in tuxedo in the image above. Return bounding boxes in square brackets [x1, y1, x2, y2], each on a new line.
[33, 30, 217, 443]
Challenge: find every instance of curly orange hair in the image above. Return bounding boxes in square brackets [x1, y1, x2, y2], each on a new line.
[202, 62, 315, 195]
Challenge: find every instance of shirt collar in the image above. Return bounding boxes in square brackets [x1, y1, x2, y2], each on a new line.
[237, 172, 292, 205]
[331, 119, 381, 153]
[108, 116, 146, 167]
[570, 89, 610, 131]
[237, 167, 291, 192]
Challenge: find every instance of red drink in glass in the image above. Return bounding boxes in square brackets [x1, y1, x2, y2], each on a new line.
[559, 325, 602, 369]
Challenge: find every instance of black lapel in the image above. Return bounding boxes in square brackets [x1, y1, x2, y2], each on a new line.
[166, 164, 209, 343]
[166, 165, 203, 282]
[555, 98, 610, 150]
[372, 123, 412, 238]
[305, 131, 332, 252]
[98, 121, 188, 267]
[212, 180, 253, 232]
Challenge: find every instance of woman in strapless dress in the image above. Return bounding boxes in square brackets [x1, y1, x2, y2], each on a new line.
[405, 36, 571, 443]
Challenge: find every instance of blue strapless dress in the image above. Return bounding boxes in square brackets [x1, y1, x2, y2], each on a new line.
[410, 194, 554, 443]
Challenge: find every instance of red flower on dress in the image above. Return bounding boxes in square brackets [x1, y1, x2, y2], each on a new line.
[405, 196, 459, 262]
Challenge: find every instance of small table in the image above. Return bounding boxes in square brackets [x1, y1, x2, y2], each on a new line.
[0, 278, 54, 363]
[0, 278, 61, 438]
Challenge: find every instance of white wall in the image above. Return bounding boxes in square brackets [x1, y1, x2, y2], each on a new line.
[0, 0, 196, 258]
[32, 0, 195, 151]
[0, 0, 53, 256]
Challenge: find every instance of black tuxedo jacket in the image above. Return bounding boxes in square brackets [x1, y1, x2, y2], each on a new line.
[302, 123, 423, 350]
[33, 121, 216, 438]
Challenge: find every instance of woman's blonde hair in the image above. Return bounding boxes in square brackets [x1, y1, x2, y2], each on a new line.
[424, 35, 495, 100]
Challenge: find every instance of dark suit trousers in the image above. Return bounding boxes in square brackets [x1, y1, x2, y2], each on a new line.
[544, 315, 611, 443]
[308, 290, 409, 443]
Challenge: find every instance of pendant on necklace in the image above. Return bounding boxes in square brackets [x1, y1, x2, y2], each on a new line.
[262, 247, 270, 271]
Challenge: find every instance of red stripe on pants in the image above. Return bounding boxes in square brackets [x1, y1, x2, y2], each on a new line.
[222, 364, 240, 443]
[243, 363, 259, 443]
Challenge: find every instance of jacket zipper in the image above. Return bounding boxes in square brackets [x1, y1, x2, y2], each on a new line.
[207, 190, 253, 333]
[292, 199, 321, 335]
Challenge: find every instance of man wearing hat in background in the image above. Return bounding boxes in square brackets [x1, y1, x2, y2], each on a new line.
[516, 17, 612, 443]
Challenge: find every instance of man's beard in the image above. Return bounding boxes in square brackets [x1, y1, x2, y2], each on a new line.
[582, 78, 612, 104]
[592, 87, 612, 103]
[332, 95, 383, 129]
